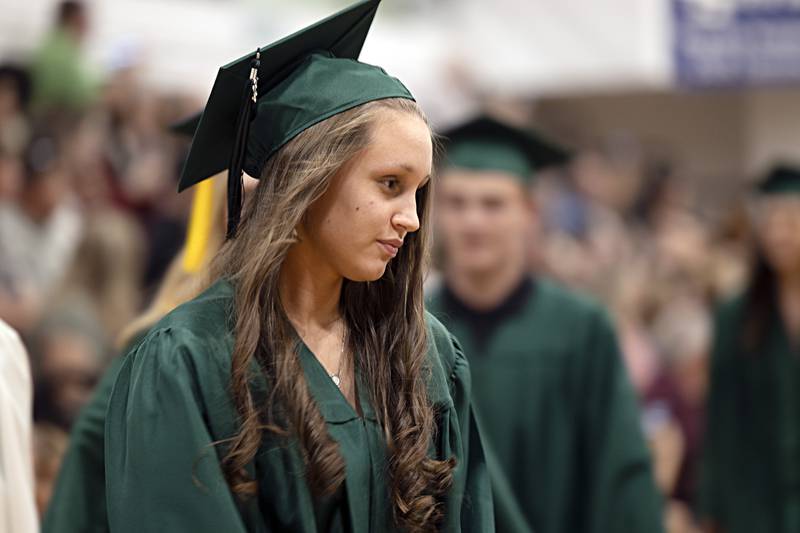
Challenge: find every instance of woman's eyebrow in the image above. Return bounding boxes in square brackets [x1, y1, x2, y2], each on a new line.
[395, 163, 416, 174]
[395, 163, 432, 180]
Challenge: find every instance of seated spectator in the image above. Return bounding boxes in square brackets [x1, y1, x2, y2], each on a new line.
[0, 133, 83, 332]
[32, 423, 68, 519]
[27, 309, 107, 430]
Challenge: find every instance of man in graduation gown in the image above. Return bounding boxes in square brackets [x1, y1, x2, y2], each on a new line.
[699, 165, 800, 533]
[426, 116, 664, 533]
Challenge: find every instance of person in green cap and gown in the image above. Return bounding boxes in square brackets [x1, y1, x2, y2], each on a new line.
[41, 157, 229, 532]
[426, 115, 664, 533]
[102, 2, 493, 532]
[699, 164, 800, 533]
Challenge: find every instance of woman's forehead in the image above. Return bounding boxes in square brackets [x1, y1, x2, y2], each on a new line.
[365, 112, 432, 173]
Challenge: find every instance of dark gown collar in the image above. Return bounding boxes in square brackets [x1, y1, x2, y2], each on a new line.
[440, 276, 535, 355]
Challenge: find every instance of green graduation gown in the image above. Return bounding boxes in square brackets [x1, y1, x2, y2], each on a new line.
[42, 354, 126, 533]
[42, 329, 150, 533]
[104, 279, 494, 532]
[699, 294, 800, 533]
[427, 276, 663, 533]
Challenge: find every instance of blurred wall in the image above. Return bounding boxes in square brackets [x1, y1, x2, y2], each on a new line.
[744, 88, 800, 175]
[534, 87, 800, 195]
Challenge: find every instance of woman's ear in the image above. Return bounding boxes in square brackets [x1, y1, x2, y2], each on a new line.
[293, 215, 308, 243]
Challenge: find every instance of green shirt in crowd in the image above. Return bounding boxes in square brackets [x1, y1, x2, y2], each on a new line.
[30, 29, 96, 114]
[42, 343, 136, 533]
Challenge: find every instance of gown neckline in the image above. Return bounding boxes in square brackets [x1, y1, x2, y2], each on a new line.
[297, 341, 378, 424]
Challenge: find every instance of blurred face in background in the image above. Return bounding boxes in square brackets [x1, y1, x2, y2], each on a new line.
[22, 136, 70, 222]
[436, 169, 535, 276]
[0, 77, 21, 118]
[33, 423, 67, 518]
[0, 153, 23, 200]
[60, 2, 90, 43]
[22, 165, 70, 222]
[753, 195, 800, 277]
[37, 330, 101, 427]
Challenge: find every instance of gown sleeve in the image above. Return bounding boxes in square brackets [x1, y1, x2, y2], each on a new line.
[696, 302, 736, 527]
[43, 356, 125, 533]
[483, 439, 535, 533]
[578, 309, 664, 533]
[104, 328, 249, 533]
[446, 332, 532, 533]
[439, 332, 496, 532]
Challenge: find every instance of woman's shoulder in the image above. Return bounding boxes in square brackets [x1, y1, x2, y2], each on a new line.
[148, 278, 233, 336]
[155, 278, 234, 333]
[424, 311, 470, 402]
[128, 279, 236, 375]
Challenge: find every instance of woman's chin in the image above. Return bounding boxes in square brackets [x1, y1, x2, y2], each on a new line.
[343, 261, 389, 282]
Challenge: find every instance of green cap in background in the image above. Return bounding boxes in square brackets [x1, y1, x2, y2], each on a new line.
[439, 115, 571, 183]
[757, 164, 800, 196]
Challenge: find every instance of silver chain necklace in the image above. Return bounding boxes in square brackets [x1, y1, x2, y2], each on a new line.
[329, 327, 345, 388]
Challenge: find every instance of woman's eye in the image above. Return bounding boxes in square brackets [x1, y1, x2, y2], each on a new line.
[381, 177, 399, 191]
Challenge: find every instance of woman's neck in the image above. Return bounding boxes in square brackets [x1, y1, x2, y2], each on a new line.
[279, 241, 357, 408]
[279, 244, 343, 331]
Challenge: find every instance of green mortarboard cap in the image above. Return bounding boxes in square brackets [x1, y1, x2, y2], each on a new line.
[440, 115, 571, 182]
[178, 0, 412, 193]
[166, 112, 220, 274]
[757, 164, 800, 195]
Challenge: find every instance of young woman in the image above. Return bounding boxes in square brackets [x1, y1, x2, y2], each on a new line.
[103, 2, 492, 532]
[700, 164, 800, 533]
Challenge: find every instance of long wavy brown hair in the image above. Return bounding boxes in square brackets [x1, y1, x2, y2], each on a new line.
[209, 98, 455, 531]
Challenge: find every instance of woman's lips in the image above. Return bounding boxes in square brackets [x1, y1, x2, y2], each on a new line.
[377, 239, 401, 257]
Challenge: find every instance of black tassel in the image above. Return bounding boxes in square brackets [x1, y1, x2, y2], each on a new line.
[226, 50, 260, 239]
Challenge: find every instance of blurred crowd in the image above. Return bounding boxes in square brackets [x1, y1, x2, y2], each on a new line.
[533, 153, 745, 533]
[0, 1, 200, 518]
[0, 2, 779, 533]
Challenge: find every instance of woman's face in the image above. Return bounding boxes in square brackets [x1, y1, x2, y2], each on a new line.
[299, 108, 432, 282]
[754, 195, 800, 276]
